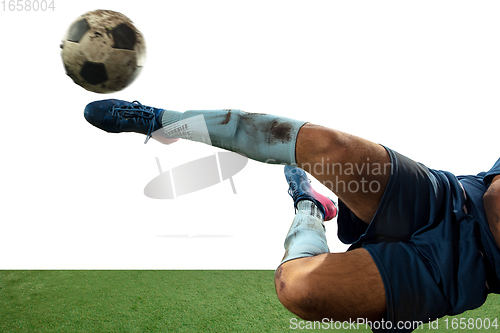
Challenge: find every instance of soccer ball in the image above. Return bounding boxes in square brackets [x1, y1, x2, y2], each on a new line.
[61, 10, 146, 93]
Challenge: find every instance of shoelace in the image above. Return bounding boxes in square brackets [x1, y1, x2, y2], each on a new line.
[287, 178, 312, 216]
[287, 181, 298, 198]
[287, 177, 311, 198]
[111, 101, 159, 143]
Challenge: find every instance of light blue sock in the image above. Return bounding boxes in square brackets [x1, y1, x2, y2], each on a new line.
[161, 109, 306, 165]
[281, 200, 330, 265]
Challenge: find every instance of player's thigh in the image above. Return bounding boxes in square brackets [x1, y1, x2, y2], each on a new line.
[275, 248, 386, 322]
[295, 123, 391, 223]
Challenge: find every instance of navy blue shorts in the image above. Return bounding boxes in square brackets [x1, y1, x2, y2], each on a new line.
[337, 147, 489, 332]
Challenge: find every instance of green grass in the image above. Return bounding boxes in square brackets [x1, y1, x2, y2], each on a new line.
[0, 271, 498, 332]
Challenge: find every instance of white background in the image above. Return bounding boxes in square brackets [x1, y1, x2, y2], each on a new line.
[1, 0, 499, 269]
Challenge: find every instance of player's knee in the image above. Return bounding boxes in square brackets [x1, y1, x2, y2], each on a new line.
[274, 263, 327, 321]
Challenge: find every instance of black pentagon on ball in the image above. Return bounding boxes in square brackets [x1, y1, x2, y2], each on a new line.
[111, 23, 137, 50]
[80, 61, 108, 85]
[67, 18, 90, 43]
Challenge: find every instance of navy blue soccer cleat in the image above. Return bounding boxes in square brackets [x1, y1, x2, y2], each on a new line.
[284, 165, 338, 221]
[84, 99, 165, 143]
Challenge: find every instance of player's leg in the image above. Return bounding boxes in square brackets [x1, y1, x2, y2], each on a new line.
[84, 100, 307, 163]
[84, 100, 390, 223]
[278, 165, 386, 321]
[275, 250, 386, 322]
[295, 123, 391, 223]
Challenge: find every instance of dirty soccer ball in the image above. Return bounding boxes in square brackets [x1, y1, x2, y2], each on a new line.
[61, 9, 146, 93]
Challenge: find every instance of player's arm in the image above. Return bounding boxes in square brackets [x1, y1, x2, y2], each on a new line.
[484, 174, 500, 248]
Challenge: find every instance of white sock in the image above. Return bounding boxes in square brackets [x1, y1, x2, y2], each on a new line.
[280, 200, 330, 265]
[160, 109, 306, 165]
